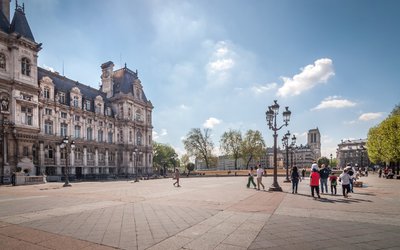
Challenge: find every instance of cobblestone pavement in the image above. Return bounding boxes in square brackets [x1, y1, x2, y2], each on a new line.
[0, 174, 399, 249]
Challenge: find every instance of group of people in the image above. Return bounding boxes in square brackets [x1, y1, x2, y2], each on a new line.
[244, 162, 360, 199]
[307, 162, 357, 198]
[246, 165, 266, 190]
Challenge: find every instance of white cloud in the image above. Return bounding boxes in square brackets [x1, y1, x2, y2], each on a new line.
[180, 104, 190, 110]
[312, 96, 356, 110]
[277, 58, 335, 97]
[205, 41, 237, 86]
[153, 129, 168, 140]
[203, 117, 222, 128]
[251, 82, 277, 95]
[359, 112, 384, 121]
[152, 131, 159, 140]
[43, 64, 55, 72]
[160, 129, 168, 136]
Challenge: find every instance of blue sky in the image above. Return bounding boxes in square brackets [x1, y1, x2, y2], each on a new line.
[19, 0, 400, 158]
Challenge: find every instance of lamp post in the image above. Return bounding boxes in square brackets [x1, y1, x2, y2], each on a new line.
[330, 153, 333, 168]
[60, 136, 75, 187]
[359, 145, 365, 169]
[266, 100, 291, 191]
[134, 148, 140, 182]
[282, 131, 291, 183]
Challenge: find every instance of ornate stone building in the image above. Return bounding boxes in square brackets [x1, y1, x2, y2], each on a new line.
[0, 2, 153, 183]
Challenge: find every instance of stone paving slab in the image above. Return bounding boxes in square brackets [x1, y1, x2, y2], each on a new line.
[0, 175, 399, 249]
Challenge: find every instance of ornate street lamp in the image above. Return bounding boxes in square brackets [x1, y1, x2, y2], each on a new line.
[282, 131, 290, 182]
[60, 136, 75, 187]
[266, 100, 291, 191]
[330, 153, 333, 168]
[134, 148, 141, 182]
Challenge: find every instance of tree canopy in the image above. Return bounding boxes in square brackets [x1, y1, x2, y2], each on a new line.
[220, 129, 242, 169]
[367, 108, 400, 165]
[182, 128, 214, 169]
[241, 130, 266, 169]
[152, 142, 179, 171]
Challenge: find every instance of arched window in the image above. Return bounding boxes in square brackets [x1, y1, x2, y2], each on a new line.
[44, 88, 50, 99]
[21, 57, 31, 76]
[87, 127, 93, 141]
[0, 53, 6, 69]
[136, 131, 142, 146]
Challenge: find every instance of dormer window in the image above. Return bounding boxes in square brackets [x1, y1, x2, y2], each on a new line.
[73, 96, 79, 107]
[85, 100, 91, 111]
[21, 57, 31, 76]
[0, 53, 6, 69]
[44, 88, 50, 99]
[59, 92, 65, 104]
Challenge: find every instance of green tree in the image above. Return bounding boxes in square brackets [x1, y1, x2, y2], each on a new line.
[241, 130, 266, 169]
[180, 154, 190, 170]
[318, 157, 330, 167]
[367, 110, 400, 165]
[220, 129, 242, 169]
[152, 142, 179, 174]
[183, 128, 214, 169]
[390, 103, 400, 116]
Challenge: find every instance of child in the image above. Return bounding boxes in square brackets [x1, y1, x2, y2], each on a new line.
[173, 169, 180, 187]
[310, 168, 320, 198]
[329, 172, 337, 195]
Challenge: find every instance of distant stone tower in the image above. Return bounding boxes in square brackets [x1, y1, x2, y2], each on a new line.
[308, 128, 321, 159]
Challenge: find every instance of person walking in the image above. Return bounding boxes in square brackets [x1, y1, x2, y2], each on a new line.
[310, 168, 321, 198]
[339, 169, 351, 198]
[291, 166, 301, 194]
[173, 169, 181, 187]
[247, 167, 256, 189]
[256, 165, 265, 190]
[329, 172, 338, 195]
[319, 164, 331, 194]
[301, 168, 306, 180]
[378, 167, 382, 178]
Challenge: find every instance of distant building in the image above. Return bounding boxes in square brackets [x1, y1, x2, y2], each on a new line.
[337, 139, 368, 168]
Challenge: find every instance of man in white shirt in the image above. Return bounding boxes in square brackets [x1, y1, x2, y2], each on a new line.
[256, 165, 265, 190]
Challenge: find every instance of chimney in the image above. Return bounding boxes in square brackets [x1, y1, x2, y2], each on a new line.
[0, 0, 10, 22]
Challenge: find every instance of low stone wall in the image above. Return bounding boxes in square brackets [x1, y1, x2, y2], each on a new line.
[15, 175, 46, 185]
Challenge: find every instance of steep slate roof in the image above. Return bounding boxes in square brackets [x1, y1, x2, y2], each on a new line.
[38, 67, 112, 114]
[0, 11, 9, 34]
[112, 67, 148, 102]
[10, 7, 34, 42]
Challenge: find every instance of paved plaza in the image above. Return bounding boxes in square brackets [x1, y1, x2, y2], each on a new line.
[0, 174, 399, 250]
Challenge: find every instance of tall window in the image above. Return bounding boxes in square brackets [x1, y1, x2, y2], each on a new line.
[45, 120, 53, 135]
[21, 106, 33, 125]
[136, 131, 142, 146]
[98, 130, 103, 142]
[61, 112, 67, 119]
[85, 100, 91, 111]
[23, 146, 29, 157]
[75, 115, 80, 122]
[73, 96, 79, 107]
[119, 129, 123, 142]
[44, 88, 50, 99]
[87, 127, 93, 140]
[21, 57, 31, 76]
[59, 92, 65, 104]
[75, 148, 82, 160]
[135, 110, 142, 121]
[45, 108, 52, 115]
[87, 148, 93, 161]
[0, 53, 6, 69]
[108, 132, 113, 143]
[129, 131, 132, 142]
[61, 123, 68, 136]
[74, 125, 81, 138]
[45, 145, 53, 159]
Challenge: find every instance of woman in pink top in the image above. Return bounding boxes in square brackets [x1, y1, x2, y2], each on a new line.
[310, 168, 321, 198]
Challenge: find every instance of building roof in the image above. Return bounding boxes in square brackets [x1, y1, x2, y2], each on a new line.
[112, 66, 148, 102]
[10, 7, 35, 42]
[0, 11, 9, 33]
[38, 67, 112, 113]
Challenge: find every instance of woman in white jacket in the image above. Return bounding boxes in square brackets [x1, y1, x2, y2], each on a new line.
[339, 169, 351, 198]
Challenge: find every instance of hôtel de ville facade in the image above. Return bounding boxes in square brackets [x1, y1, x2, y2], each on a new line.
[0, 1, 154, 183]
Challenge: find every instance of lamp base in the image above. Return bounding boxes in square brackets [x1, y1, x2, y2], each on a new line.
[268, 185, 283, 192]
[63, 183, 72, 187]
[283, 179, 291, 183]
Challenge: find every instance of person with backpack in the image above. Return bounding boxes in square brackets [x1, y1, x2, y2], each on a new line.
[329, 172, 338, 195]
[319, 164, 331, 194]
[291, 166, 301, 194]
